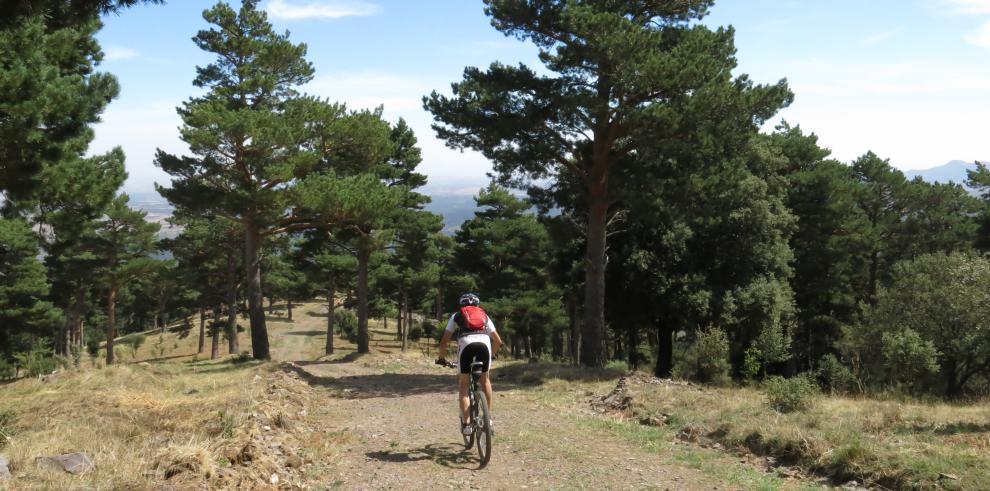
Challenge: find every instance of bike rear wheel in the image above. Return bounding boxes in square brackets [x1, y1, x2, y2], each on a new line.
[474, 389, 492, 468]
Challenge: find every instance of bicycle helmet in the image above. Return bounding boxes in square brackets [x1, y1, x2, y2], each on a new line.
[459, 293, 481, 306]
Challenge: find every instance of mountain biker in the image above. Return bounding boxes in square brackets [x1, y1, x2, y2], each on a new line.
[437, 293, 502, 436]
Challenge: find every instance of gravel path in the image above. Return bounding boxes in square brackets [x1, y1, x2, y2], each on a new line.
[291, 356, 729, 491]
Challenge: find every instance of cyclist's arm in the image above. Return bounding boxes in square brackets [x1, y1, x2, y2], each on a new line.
[438, 329, 453, 360]
[438, 314, 457, 360]
[490, 329, 503, 355]
[486, 316, 502, 355]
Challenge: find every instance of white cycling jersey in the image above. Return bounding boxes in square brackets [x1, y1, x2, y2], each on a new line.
[444, 312, 496, 364]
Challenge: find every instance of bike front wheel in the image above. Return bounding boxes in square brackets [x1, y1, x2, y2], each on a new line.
[474, 389, 492, 468]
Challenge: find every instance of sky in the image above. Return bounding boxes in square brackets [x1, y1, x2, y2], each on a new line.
[89, 0, 990, 195]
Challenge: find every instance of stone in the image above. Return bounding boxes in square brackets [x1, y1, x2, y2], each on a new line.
[0, 455, 11, 479]
[182, 388, 199, 395]
[285, 455, 303, 468]
[35, 453, 94, 475]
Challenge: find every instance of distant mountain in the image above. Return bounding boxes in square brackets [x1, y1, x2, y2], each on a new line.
[904, 160, 986, 185]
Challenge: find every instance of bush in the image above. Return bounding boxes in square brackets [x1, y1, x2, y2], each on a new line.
[409, 321, 438, 342]
[0, 409, 15, 447]
[13, 339, 58, 377]
[765, 374, 819, 413]
[815, 354, 856, 393]
[0, 358, 13, 379]
[123, 333, 147, 360]
[334, 309, 358, 342]
[674, 326, 732, 385]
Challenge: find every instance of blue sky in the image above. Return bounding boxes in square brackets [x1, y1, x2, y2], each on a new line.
[90, 0, 990, 195]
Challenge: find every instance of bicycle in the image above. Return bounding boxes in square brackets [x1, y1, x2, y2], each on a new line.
[436, 357, 492, 468]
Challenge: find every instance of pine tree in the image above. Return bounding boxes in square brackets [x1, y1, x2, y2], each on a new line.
[156, 1, 318, 360]
[91, 195, 160, 365]
[425, 0, 791, 366]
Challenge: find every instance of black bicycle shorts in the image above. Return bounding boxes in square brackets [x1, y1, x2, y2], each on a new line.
[459, 342, 491, 374]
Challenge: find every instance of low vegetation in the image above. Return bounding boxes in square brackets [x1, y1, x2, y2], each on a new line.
[595, 372, 989, 490]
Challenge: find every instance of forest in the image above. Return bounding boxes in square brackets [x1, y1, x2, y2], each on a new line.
[2, 0, 990, 406]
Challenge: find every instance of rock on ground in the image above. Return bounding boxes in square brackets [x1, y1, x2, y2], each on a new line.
[35, 452, 94, 475]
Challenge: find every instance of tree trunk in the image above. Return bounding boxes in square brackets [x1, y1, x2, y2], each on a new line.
[225, 255, 240, 354]
[105, 284, 118, 366]
[356, 242, 371, 353]
[581, 192, 608, 367]
[268, 297, 274, 315]
[655, 321, 674, 378]
[245, 223, 270, 359]
[325, 283, 335, 355]
[287, 299, 293, 321]
[568, 297, 581, 366]
[198, 308, 206, 354]
[396, 294, 404, 340]
[211, 304, 221, 360]
[627, 322, 639, 370]
[401, 292, 410, 352]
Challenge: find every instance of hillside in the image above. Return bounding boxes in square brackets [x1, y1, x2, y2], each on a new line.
[1, 300, 988, 490]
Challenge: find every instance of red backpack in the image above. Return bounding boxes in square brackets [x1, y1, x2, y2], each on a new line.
[458, 305, 488, 332]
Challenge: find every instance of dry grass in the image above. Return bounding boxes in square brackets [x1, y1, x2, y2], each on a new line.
[601, 375, 990, 490]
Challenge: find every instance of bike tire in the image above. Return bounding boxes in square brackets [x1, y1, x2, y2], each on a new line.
[474, 389, 492, 468]
[462, 392, 476, 449]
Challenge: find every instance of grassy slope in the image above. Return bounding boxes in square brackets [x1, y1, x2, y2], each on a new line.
[596, 375, 990, 490]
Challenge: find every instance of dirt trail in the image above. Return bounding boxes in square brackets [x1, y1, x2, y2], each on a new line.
[254, 304, 817, 490]
[289, 358, 728, 491]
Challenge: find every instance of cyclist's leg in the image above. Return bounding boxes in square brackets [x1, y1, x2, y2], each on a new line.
[458, 373, 471, 423]
[479, 343, 493, 417]
[480, 372, 493, 415]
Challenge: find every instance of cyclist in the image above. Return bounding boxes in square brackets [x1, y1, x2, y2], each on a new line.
[437, 293, 502, 436]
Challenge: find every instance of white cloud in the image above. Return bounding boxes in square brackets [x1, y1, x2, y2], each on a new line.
[940, 0, 990, 14]
[968, 20, 990, 48]
[863, 27, 903, 45]
[266, 0, 382, 20]
[104, 46, 139, 61]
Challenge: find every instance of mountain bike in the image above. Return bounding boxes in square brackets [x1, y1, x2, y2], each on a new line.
[437, 358, 492, 468]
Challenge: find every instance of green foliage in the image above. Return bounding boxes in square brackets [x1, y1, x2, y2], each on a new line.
[0, 358, 14, 379]
[861, 252, 990, 397]
[217, 410, 235, 439]
[0, 218, 60, 358]
[765, 374, 819, 413]
[814, 354, 856, 394]
[742, 347, 761, 382]
[334, 310, 358, 342]
[675, 327, 732, 385]
[0, 409, 15, 447]
[124, 333, 147, 360]
[13, 339, 58, 377]
[0, 9, 119, 202]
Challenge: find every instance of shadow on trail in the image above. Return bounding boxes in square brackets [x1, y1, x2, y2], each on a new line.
[283, 363, 458, 398]
[284, 330, 326, 337]
[366, 443, 478, 469]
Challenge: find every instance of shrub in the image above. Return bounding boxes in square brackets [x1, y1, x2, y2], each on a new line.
[765, 374, 819, 413]
[409, 321, 438, 342]
[123, 333, 147, 360]
[334, 309, 358, 342]
[13, 339, 58, 377]
[674, 326, 733, 385]
[0, 358, 13, 379]
[0, 409, 15, 447]
[815, 354, 856, 393]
